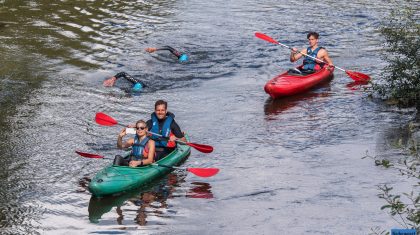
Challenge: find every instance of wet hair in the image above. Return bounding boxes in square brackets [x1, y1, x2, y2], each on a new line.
[307, 32, 319, 39]
[136, 119, 147, 128]
[155, 100, 167, 110]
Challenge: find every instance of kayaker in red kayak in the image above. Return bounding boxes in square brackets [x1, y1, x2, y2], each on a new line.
[145, 46, 189, 62]
[114, 120, 156, 167]
[103, 71, 146, 92]
[146, 100, 186, 161]
[289, 32, 333, 73]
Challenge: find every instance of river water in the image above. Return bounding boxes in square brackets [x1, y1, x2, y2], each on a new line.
[0, 0, 418, 234]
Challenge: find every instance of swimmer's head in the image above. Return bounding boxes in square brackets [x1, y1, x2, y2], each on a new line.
[132, 83, 143, 92]
[179, 54, 188, 62]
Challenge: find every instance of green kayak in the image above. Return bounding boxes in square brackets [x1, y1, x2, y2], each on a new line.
[89, 137, 191, 197]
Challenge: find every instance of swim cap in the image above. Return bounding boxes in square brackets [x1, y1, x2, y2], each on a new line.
[132, 83, 143, 92]
[179, 54, 188, 62]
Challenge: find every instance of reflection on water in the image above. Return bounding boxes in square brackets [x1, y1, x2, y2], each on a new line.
[346, 80, 370, 90]
[264, 81, 332, 117]
[87, 173, 214, 226]
[186, 182, 214, 199]
[375, 120, 419, 160]
[0, 0, 178, 69]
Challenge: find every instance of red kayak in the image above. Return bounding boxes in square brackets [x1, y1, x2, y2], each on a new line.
[264, 66, 334, 98]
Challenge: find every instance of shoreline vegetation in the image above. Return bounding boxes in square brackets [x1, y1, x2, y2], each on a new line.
[369, 3, 420, 234]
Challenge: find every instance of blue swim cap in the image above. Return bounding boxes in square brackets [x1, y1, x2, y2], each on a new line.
[179, 54, 188, 62]
[132, 83, 143, 92]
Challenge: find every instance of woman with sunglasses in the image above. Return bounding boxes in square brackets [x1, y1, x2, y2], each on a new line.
[113, 120, 156, 167]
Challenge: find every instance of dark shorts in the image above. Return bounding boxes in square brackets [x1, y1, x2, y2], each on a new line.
[155, 147, 175, 161]
[113, 155, 130, 166]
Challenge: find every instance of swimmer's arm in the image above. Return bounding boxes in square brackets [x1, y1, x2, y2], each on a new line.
[146, 46, 182, 58]
[114, 72, 146, 87]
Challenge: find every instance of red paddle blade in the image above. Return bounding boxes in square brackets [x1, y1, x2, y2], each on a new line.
[255, 32, 279, 44]
[95, 112, 118, 126]
[346, 70, 370, 82]
[75, 151, 105, 159]
[187, 168, 219, 177]
[186, 142, 214, 153]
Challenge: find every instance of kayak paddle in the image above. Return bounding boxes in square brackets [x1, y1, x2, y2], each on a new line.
[95, 112, 125, 127]
[75, 151, 218, 177]
[255, 32, 371, 82]
[153, 164, 219, 178]
[75, 150, 112, 159]
[147, 131, 213, 153]
[95, 112, 214, 153]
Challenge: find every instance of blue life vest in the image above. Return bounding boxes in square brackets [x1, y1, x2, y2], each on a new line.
[303, 47, 323, 71]
[131, 136, 150, 160]
[150, 113, 174, 147]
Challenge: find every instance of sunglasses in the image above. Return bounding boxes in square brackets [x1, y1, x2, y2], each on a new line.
[136, 126, 146, 130]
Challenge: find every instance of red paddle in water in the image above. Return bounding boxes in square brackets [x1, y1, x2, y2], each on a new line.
[75, 151, 219, 177]
[95, 112, 214, 153]
[75, 150, 112, 159]
[255, 32, 371, 82]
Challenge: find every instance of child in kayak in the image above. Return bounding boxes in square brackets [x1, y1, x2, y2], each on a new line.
[145, 46, 189, 62]
[114, 120, 156, 167]
[289, 32, 333, 74]
[103, 71, 146, 92]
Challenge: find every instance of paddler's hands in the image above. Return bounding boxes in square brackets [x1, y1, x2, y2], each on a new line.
[290, 48, 300, 62]
[145, 47, 157, 53]
[103, 76, 117, 87]
[326, 64, 334, 71]
[117, 128, 127, 149]
[119, 128, 127, 138]
[169, 135, 177, 142]
[129, 160, 141, 167]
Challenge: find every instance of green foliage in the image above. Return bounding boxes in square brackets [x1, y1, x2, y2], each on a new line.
[375, 159, 392, 168]
[373, 4, 420, 107]
[368, 3, 420, 234]
[379, 186, 420, 231]
[365, 135, 420, 232]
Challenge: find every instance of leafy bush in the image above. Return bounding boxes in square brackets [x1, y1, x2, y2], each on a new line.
[372, 5, 420, 109]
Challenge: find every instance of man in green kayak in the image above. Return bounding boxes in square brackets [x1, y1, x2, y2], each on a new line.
[289, 32, 333, 73]
[114, 120, 156, 167]
[146, 100, 186, 161]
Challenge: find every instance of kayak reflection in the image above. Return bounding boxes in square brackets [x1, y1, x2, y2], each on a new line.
[346, 80, 369, 91]
[87, 173, 214, 225]
[264, 83, 331, 117]
[186, 182, 214, 199]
